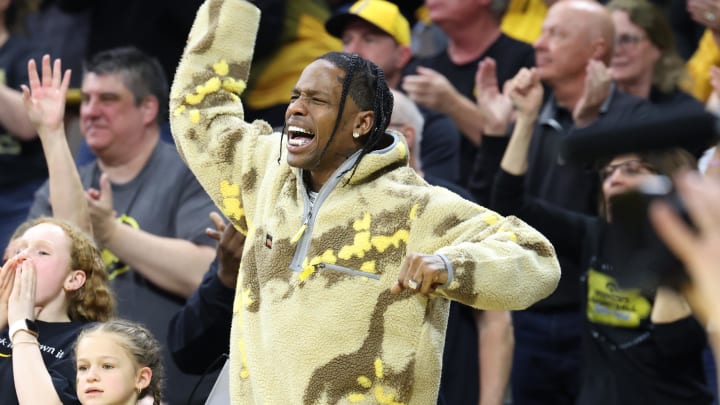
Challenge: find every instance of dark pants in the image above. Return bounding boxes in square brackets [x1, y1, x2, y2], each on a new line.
[510, 309, 583, 405]
[439, 302, 479, 405]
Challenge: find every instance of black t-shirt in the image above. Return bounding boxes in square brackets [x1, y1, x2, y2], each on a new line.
[404, 34, 535, 188]
[0, 320, 93, 405]
[579, 253, 712, 405]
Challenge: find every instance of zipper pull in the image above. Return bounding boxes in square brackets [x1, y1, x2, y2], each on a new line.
[291, 223, 308, 244]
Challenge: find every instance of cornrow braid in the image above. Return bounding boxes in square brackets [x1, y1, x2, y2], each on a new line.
[316, 52, 394, 182]
[313, 53, 360, 169]
[344, 63, 393, 182]
[277, 122, 287, 165]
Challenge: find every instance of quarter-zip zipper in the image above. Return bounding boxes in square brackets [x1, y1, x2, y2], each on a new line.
[314, 262, 380, 280]
[288, 150, 363, 272]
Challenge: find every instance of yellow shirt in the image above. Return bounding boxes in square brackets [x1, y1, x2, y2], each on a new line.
[415, 0, 547, 45]
[500, 0, 548, 44]
[245, 0, 341, 110]
[686, 29, 720, 102]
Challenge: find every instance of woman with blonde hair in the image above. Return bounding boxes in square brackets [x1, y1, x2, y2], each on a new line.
[607, 0, 703, 110]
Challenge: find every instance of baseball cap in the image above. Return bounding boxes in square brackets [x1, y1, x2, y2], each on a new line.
[325, 0, 411, 47]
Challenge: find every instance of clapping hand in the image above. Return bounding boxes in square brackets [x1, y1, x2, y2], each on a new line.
[402, 66, 460, 114]
[474, 57, 515, 135]
[507, 67, 544, 120]
[573, 60, 612, 128]
[86, 173, 118, 247]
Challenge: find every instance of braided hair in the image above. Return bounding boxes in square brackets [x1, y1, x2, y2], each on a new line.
[278, 52, 394, 182]
[317, 52, 394, 181]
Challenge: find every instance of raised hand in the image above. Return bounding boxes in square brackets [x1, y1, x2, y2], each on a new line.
[390, 253, 449, 295]
[474, 57, 514, 135]
[21, 55, 71, 137]
[573, 60, 612, 128]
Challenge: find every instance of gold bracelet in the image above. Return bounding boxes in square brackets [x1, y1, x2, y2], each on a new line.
[12, 340, 39, 346]
[10, 329, 39, 343]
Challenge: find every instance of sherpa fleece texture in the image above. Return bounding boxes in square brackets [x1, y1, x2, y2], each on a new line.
[170, 1, 560, 403]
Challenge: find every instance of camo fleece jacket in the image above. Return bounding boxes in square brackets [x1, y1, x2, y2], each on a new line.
[170, 1, 560, 404]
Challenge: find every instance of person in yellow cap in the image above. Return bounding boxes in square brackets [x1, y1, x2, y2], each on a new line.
[325, 0, 462, 187]
[326, 0, 412, 89]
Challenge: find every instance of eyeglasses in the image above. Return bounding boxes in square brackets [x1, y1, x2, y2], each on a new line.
[600, 159, 656, 180]
[614, 33, 646, 49]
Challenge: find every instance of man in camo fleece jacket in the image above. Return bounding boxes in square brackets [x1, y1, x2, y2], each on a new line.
[170, 1, 560, 403]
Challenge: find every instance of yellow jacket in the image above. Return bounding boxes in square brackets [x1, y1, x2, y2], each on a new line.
[171, 1, 561, 403]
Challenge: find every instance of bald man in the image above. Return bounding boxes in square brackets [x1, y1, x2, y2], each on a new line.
[475, 1, 655, 404]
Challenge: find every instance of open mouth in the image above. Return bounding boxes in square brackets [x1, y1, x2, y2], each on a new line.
[287, 125, 315, 148]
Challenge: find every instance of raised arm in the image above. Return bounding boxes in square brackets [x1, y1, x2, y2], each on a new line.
[491, 67, 594, 257]
[499, 67, 543, 176]
[22, 55, 92, 236]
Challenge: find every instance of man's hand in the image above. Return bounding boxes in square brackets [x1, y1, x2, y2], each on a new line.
[206, 212, 245, 289]
[475, 58, 514, 135]
[21, 55, 71, 137]
[573, 60, 612, 128]
[390, 253, 448, 295]
[508, 67, 544, 121]
[402, 66, 460, 114]
[86, 173, 118, 247]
